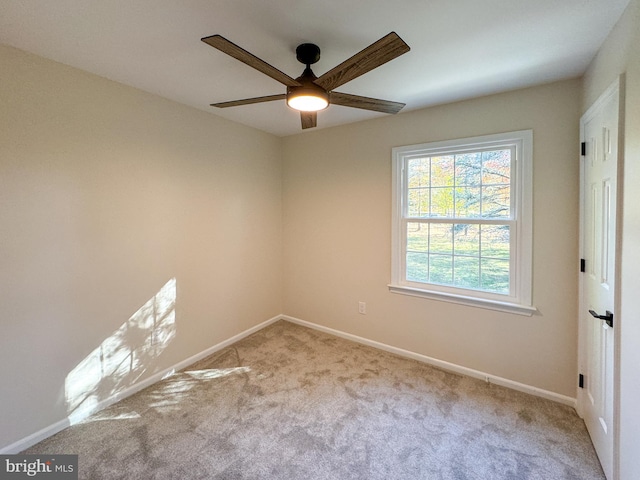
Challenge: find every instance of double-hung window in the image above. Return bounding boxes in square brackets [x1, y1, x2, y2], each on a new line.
[390, 130, 535, 315]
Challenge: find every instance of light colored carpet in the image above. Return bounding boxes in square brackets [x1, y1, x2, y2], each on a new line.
[24, 320, 604, 479]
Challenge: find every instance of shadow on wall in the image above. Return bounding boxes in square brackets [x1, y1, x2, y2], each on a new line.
[65, 278, 177, 424]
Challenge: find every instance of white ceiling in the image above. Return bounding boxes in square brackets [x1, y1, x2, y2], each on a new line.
[0, 0, 630, 137]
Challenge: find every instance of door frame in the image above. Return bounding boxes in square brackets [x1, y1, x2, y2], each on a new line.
[577, 76, 624, 479]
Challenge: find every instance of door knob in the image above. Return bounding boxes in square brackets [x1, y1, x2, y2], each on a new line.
[589, 309, 614, 328]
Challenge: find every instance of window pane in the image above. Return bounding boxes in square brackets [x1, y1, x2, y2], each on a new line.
[455, 153, 482, 186]
[455, 187, 481, 217]
[407, 222, 429, 251]
[406, 252, 428, 282]
[481, 185, 510, 218]
[408, 188, 430, 217]
[454, 224, 480, 256]
[481, 225, 510, 259]
[407, 158, 430, 188]
[431, 187, 454, 216]
[431, 156, 454, 186]
[482, 150, 511, 185]
[481, 258, 510, 293]
[429, 224, 452, 254]
[454, 256, 480, 289]
[429, 254, 452, 284]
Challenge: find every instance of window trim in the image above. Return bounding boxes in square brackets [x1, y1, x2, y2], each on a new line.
[390, 130, 535, 316]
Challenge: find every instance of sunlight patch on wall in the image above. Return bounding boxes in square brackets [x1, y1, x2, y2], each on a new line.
[65, 278, 177, 424]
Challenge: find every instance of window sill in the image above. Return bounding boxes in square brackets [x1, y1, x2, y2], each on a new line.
[388, 284, 537, 316]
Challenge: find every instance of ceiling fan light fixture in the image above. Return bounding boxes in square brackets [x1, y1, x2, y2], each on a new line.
[203, 33, 410, 128]
[286, 87, 329, 112]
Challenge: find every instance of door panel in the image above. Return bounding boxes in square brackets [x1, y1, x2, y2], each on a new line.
[580, 80, 619, 480]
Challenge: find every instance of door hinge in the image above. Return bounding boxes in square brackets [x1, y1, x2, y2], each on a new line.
[580, 258, 586, 273]
[579, 374, 584, 389]
[581, 142, 586, 156]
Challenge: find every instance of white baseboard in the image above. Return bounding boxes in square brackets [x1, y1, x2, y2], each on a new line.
[0, 418, 71, 456]
[281, 315, 577, 409]
[0, 315, 281, 454]
[2, 312, 576, 453]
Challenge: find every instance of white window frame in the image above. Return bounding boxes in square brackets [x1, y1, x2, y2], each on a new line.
[389, 130, 535, 316]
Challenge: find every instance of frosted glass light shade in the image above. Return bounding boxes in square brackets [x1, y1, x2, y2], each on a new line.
[286, 81, 329, 112]
[287, 94, 329, 112]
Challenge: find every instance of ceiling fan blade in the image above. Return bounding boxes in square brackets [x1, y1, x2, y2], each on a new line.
[300, 112, 317, 129]
[315, 32, 410, 91]
[202, 35, 301, 88]
[211, 94, 286, 108]
[330, 92, 405, 114]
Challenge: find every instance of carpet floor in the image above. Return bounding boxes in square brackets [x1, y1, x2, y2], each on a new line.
[24, 320, 604, 479]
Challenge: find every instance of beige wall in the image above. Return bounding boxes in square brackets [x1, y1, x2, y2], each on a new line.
[0, 45, 283, 449]
[582, 0, 637, 111]
[583, 0, 640, 478]
[282, 79, 581, 397]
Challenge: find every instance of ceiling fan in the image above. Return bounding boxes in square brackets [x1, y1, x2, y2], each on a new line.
[201, 32, 410, 129]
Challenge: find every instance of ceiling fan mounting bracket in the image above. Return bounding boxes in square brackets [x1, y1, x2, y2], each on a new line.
[296, 43, 321, 66]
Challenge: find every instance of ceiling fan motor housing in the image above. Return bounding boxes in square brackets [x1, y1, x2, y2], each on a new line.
[286, 67, 329, 111]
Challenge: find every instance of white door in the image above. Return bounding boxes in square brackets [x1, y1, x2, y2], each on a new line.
[579, 79, 620, 480]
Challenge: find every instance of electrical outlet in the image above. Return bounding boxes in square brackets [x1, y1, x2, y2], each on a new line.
[358, 301, 366, 314]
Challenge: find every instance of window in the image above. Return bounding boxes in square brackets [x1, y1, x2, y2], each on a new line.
[390, 130, 535, 315]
